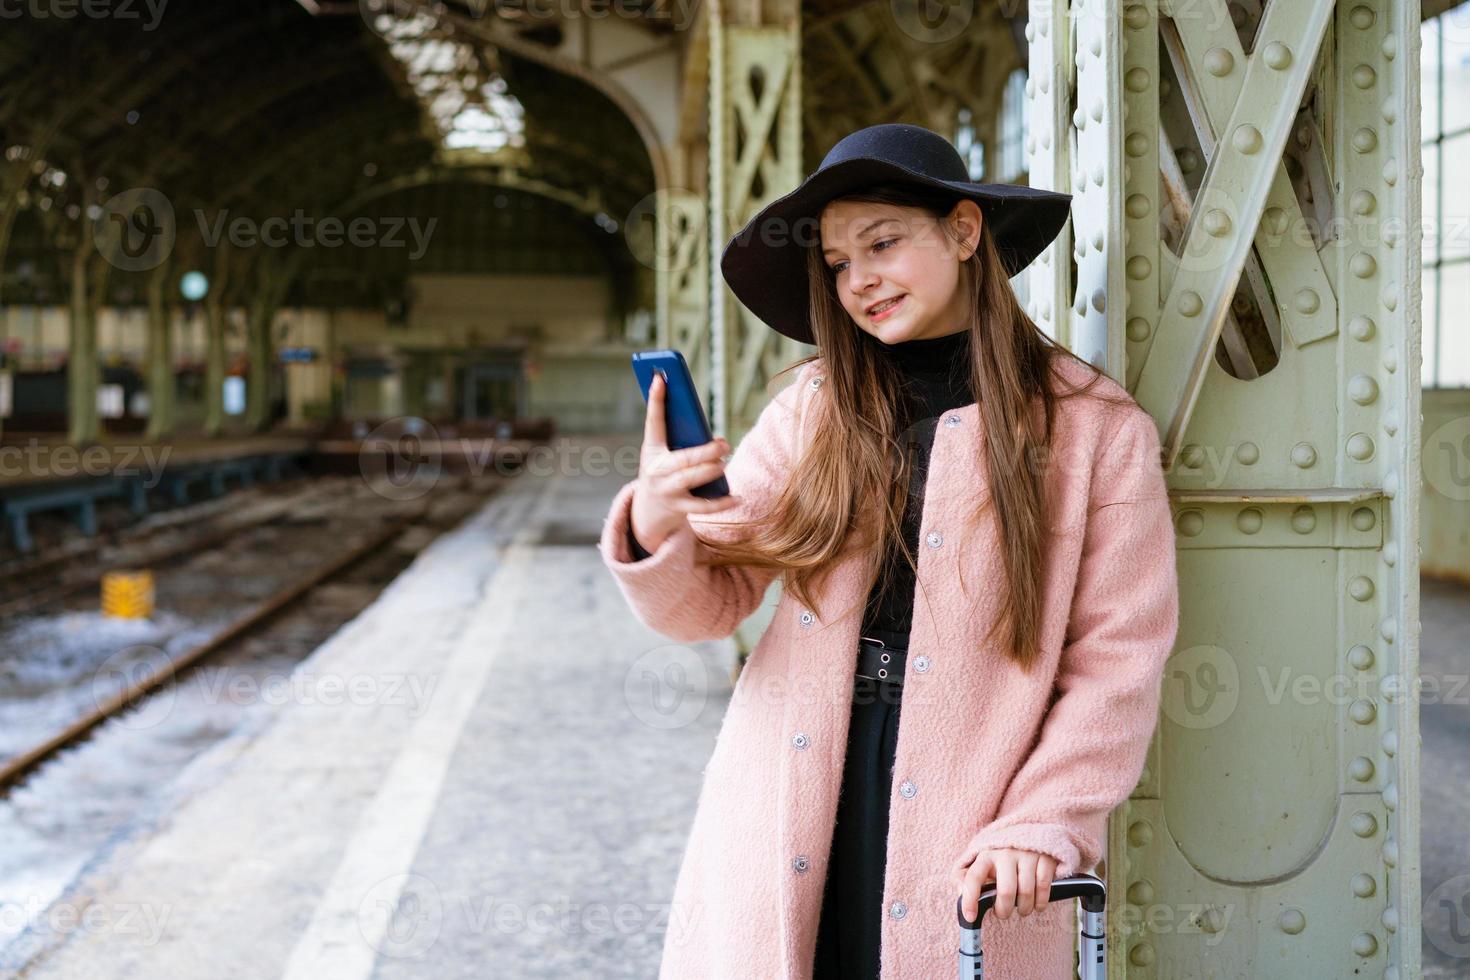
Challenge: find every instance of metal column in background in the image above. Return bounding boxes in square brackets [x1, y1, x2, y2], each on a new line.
[708, 0, 805, 443]
[1026, 0, 1422, 975]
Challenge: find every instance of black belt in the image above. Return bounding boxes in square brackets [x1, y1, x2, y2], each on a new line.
[857, 635, 908, 684]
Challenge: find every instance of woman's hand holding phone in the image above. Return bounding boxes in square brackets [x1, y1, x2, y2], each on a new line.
[630, 372, 743, 552]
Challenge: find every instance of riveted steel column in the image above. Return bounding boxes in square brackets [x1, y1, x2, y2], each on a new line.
[1024, 2, 1075, 348]
[708, 0, 804, 442]
[1032, 1, 1421, 976]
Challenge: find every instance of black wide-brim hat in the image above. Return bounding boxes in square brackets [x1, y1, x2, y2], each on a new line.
[719, 123, 1073, 346]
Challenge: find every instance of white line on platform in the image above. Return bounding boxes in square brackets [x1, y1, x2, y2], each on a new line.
[279, 475, 558, 979]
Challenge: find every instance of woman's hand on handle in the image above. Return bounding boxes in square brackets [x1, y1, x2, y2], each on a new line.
[630, 371, 742, 551]
[953, 847, 1058, 922]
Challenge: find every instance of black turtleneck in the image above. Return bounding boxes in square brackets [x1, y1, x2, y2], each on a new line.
[860, 328, 975, 642]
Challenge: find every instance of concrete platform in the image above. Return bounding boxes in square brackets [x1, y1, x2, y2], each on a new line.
[1, 435, 737, 979]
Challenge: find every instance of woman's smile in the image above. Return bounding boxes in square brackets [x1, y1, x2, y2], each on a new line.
[867, 294, 906, 322]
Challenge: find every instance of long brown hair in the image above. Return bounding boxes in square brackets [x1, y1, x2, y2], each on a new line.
[702, 181, 1133, 671]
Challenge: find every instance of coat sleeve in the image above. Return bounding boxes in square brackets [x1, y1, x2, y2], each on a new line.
[954, 407, 1179, 879]
[597, 362, 814, 644]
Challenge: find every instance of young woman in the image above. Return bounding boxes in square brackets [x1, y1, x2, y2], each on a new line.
[600, 123, 1180, 979]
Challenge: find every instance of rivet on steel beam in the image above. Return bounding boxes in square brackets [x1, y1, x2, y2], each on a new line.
[1350, 699, 1377, 725]
[1263, 41, 1292, 70]
[1290, 443, 1318, 468]
[1348, 645, 1376, 670]
[1232, 125, 1263, 154]
[1279, 908, 1306, 935]
[1235, 508, 1263, 534]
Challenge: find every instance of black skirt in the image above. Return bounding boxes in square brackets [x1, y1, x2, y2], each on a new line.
[812, 666, 905, 980]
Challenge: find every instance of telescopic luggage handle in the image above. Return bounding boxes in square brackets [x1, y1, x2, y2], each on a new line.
[956, 872, 1106, 980]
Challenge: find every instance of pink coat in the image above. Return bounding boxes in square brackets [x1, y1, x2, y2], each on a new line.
[598, 355, 1180, 979]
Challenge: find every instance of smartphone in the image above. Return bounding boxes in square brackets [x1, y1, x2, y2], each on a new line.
[631, 349, 731, 499]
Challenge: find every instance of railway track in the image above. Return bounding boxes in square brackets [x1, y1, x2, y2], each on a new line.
[0, 476, 494, 795]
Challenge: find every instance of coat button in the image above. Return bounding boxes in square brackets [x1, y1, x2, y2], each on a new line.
[810, 376, 824, 390]
[800, 609, 814, 628]
[913, 655, 930, 673]
[889, 901, 908, 919]
[899, 779, 917, 799]
[793, 855, 810, 874]
[926, 530, 943, 548]
[944, 414, 962, 426]
[792, 732, 810, 750]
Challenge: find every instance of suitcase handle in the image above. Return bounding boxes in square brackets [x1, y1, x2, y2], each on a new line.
[956, 872, 1106, 980]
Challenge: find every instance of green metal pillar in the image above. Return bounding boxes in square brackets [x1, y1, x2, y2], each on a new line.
[1027, 1, 1422, 975]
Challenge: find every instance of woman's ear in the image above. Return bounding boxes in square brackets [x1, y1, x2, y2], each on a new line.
[948, 198, 983, 262]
